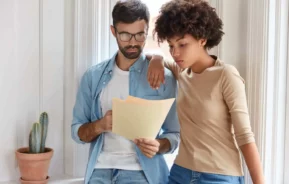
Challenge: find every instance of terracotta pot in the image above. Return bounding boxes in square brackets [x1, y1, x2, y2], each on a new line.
[15, 147, 53, 184]
[19, 176, 50, 184]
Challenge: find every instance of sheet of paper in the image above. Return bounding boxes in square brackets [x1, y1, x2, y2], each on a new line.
[112, 96, 175, 140]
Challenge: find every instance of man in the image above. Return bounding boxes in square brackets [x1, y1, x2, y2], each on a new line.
[71, 0, 180, 183]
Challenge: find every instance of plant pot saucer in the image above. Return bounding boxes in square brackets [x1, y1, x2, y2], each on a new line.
[20, 176, 50, 184]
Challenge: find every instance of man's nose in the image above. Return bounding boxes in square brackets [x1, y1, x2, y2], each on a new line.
[129, 36, 138, 45]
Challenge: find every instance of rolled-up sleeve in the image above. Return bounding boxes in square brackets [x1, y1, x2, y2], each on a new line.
[158, 72, 180, 153]
[164, 60, 181, 80]
[221, 65, 255, 147]
[71, 70, 92, 144]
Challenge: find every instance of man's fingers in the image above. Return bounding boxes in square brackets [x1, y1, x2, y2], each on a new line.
[138, 145, 156, 158]
[138, 138, 160, 147]
[137, 142, 159, 153]
[140, 150, 154, 158]
[143, 152, 154, 158]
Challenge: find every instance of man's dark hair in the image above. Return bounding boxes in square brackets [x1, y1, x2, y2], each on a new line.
[154, 0, 224, 49]
[112, 0, 150, 26]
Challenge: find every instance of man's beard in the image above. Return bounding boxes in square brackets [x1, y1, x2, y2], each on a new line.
[119, 45, 142, 59]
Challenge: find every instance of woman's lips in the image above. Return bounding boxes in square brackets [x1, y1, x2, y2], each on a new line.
[175, 60, 184, 64]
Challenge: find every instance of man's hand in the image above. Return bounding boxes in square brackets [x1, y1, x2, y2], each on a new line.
[78, 110, 112, 142]
[134, 138, 160, 158]
[99, 110, 112, 132]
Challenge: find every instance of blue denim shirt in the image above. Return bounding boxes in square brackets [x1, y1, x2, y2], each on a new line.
[71, 53, 180, 184]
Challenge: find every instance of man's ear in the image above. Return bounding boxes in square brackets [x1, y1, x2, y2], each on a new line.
[199, 38, 207, 47]
[110, 25, 116, 37]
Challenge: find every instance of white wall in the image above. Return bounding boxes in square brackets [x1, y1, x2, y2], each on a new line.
[219, 0, 248, 77]
[0, 0, 64, 182]
[208, 0, 248, 77]
[63, 0, 114, 177]
[64, 0, 76, 177]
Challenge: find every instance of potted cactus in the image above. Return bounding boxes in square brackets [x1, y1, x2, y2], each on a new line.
[15, 112, 53, 184]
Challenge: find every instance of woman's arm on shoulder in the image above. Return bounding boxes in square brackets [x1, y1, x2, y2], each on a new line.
[146, 54, 180, 89]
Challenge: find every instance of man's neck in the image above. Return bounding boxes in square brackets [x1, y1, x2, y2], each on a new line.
[116, 51, 140, 71]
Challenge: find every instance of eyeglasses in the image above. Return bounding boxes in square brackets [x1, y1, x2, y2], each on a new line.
[114, 27, 147, 42]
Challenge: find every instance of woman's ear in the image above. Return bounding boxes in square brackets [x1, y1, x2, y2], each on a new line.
[199, 39, 207, 47]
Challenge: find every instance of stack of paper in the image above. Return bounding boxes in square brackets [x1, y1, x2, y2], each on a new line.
[112, 96, 175, 140]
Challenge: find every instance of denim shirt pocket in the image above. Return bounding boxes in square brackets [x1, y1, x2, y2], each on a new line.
[141, 83, 166, 100]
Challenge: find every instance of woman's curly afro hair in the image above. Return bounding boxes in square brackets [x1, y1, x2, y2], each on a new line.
[154, 0, 224, 49]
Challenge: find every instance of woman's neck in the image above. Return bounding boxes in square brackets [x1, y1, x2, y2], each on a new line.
[190, 53, 216, 74]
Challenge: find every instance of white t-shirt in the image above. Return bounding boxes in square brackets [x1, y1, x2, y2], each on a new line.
[95, 63, 142, 170]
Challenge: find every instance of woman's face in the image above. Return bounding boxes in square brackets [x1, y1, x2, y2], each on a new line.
[167, 34, 206, 69]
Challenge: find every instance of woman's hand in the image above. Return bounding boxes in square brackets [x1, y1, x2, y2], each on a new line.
[147, 55, 165, 89]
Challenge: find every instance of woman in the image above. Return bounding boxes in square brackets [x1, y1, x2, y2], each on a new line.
[147, 0, 264, 183]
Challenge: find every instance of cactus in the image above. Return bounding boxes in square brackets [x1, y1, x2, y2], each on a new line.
[29, 122, 41, 153]
[29, 112, 49, 154]
[29, 131, 32, 152]
[39, 112, 48, 153]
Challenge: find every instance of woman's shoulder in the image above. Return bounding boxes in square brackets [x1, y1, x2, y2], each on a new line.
[213, 59, 240, 75]
[215, 60, 244, 84]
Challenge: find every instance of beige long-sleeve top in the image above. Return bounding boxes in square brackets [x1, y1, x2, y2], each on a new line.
[166, 58, 255, 176]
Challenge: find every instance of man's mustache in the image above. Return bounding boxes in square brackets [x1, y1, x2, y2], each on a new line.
[124, 45, 141, 50]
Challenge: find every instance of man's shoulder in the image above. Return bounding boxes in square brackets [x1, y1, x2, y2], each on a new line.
[164, 67, 174, 76]
[86, 59, 110, 74]
[80, 59, 111, 85]
[164, 68, 176, 82]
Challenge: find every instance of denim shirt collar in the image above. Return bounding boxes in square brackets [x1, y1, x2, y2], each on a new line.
[105, 51, 146, 73]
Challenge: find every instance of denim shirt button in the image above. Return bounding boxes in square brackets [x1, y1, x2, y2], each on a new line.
[138, 70, 141, 73]
[103, 81, 106, 84]
[109, 71, 112, 75]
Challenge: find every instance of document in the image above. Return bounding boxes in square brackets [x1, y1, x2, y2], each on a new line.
[112, 96, 175, 140]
